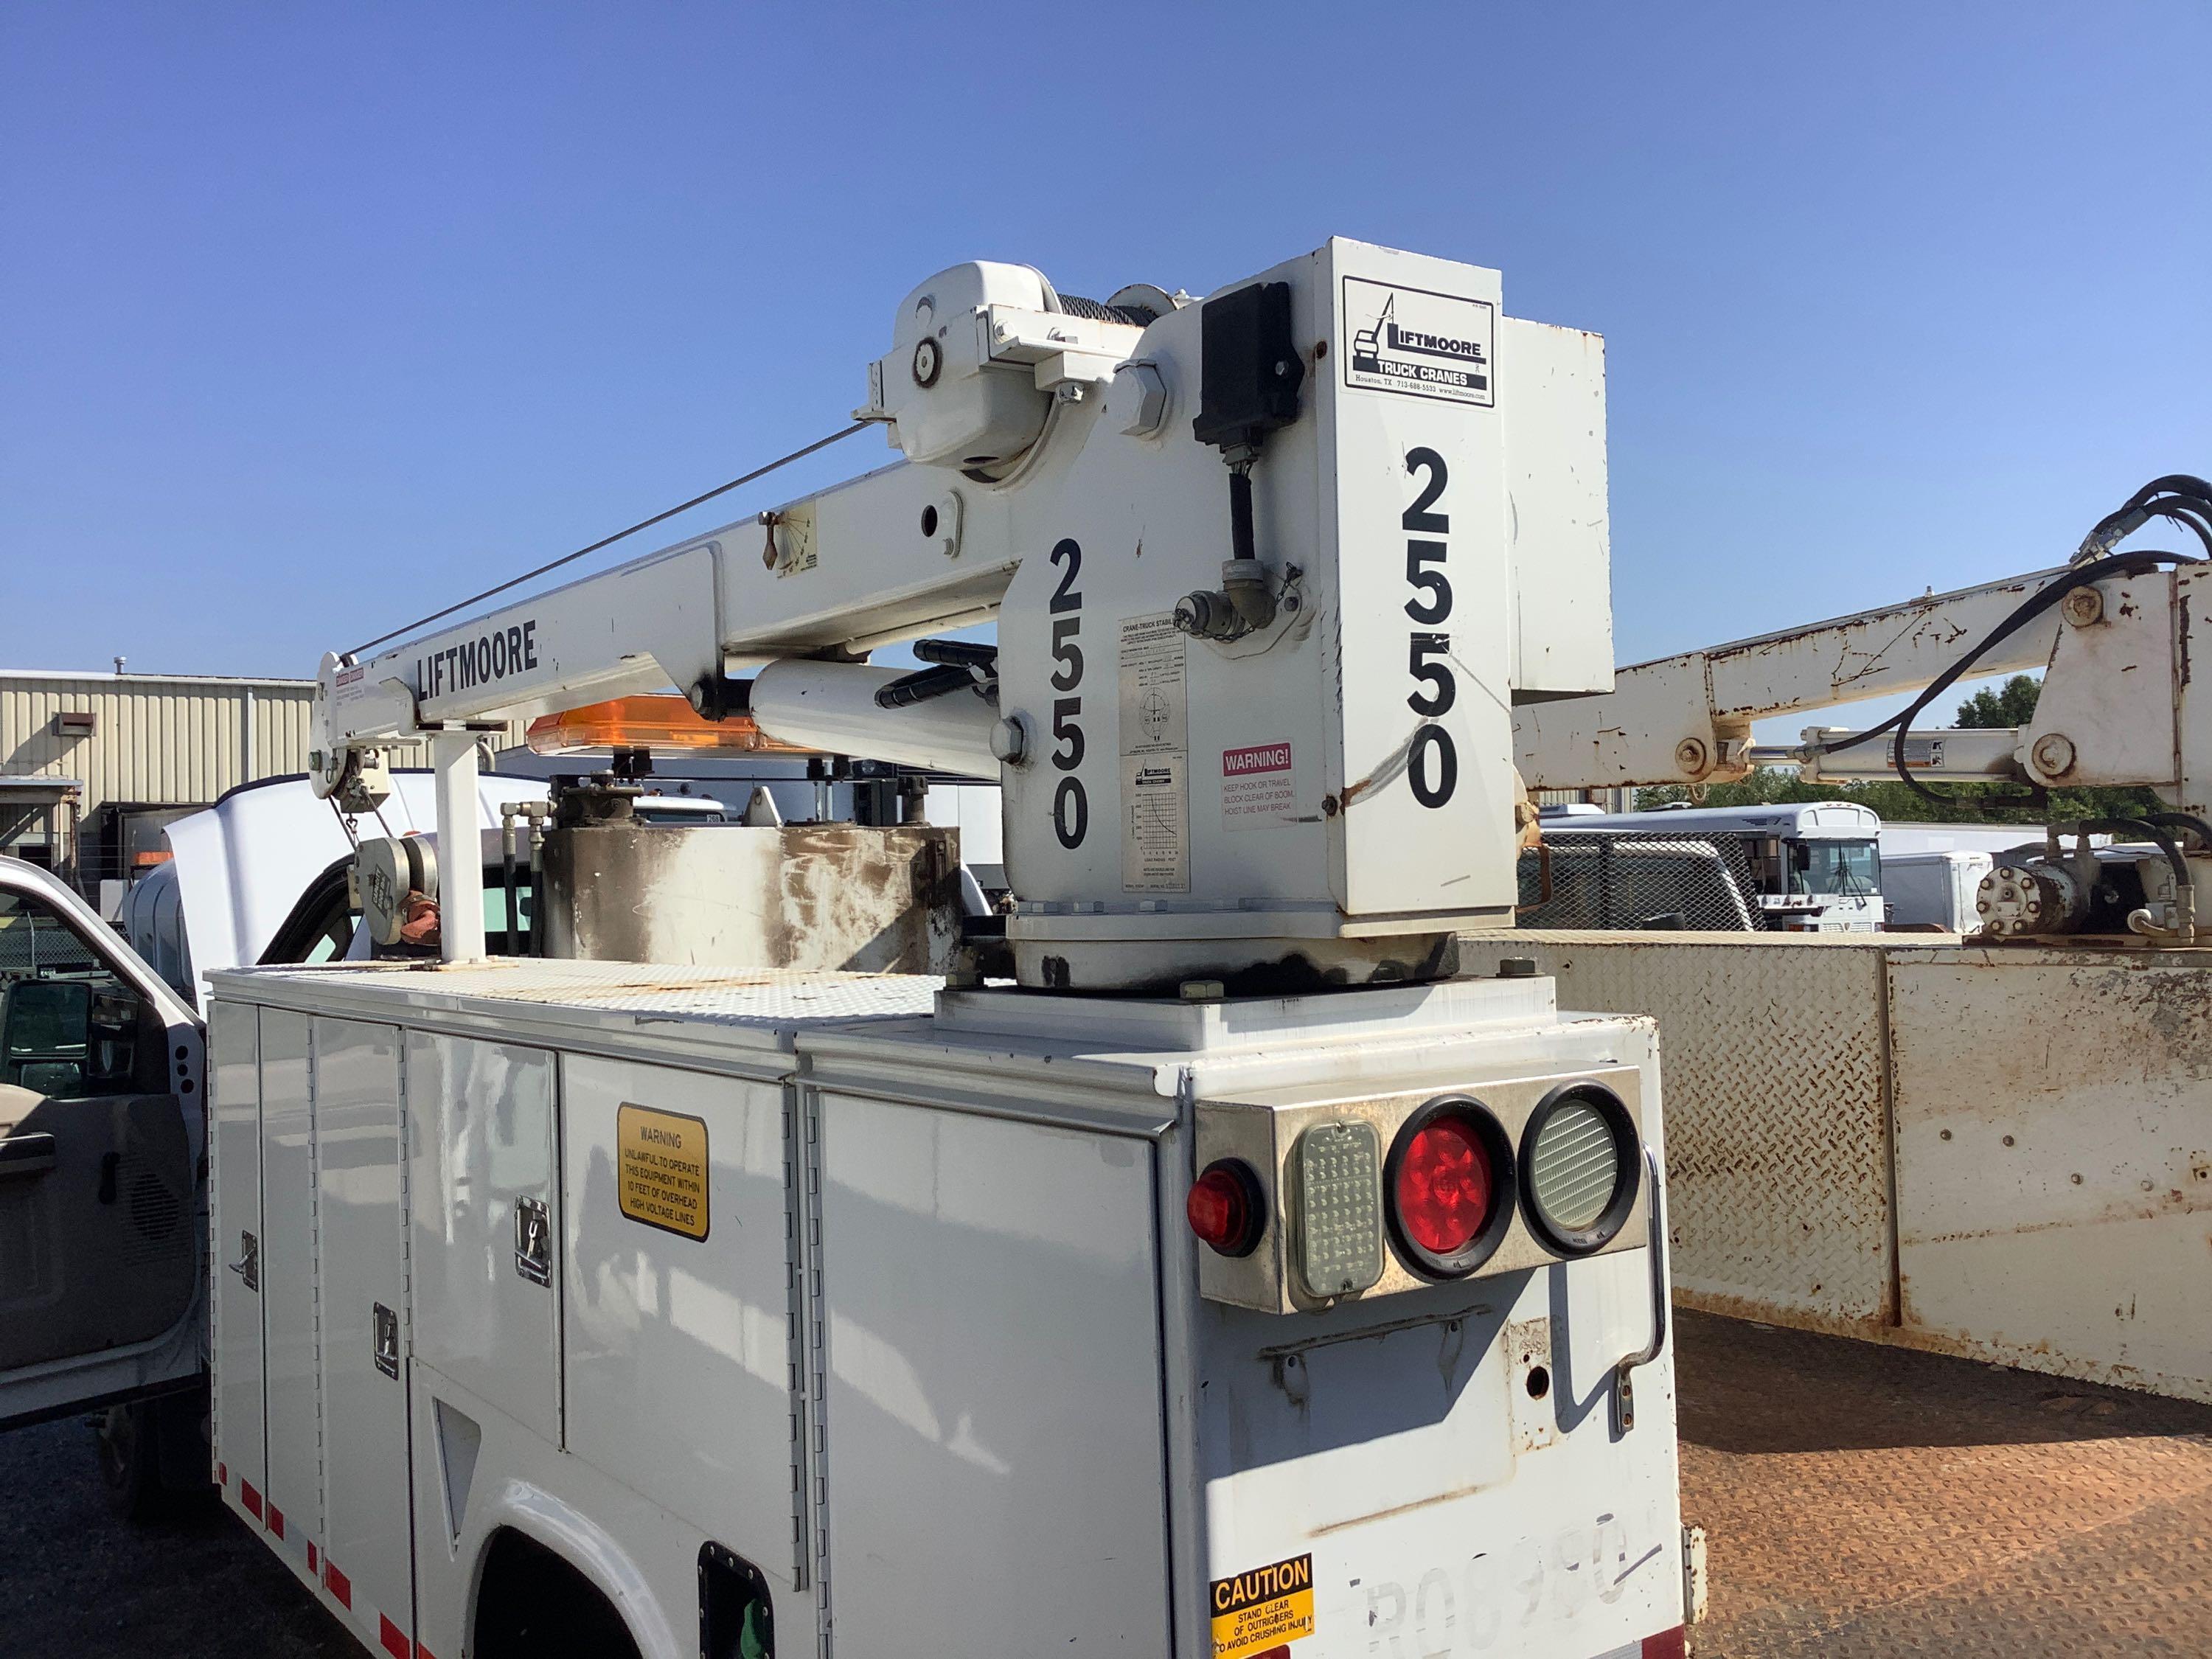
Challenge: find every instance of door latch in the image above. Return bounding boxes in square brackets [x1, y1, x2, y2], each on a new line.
[514, 1197, 552, 1287]
[228, 1230, 260, 1292]
[372, 1301, 400, 1379]
[1611, 1146, 1669, 1435]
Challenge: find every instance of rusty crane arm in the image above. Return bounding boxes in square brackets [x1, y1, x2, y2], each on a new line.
[1514, 567, 2073, 789]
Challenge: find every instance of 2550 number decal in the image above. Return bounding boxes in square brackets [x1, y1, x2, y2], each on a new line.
[1402, 448, 1458, 807]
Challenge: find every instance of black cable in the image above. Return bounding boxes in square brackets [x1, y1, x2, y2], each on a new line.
[348, 421, 871, 657]
[1809, 546, 2199, 813]
[2140, 498, 2212, 559]
[2140, 811, 2212, 852]
[2063, 818, 2191, 895]
[1817, 548, 2185, 765]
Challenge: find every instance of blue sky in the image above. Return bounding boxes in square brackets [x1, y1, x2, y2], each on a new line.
[4, 3, 2207, 728]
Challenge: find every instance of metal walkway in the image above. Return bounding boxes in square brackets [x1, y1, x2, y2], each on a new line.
[1677, 1309, 2212, 1656]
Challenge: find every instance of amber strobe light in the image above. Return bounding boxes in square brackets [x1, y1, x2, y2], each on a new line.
[1385, 1097, 1514, 1278]
[525, 694, 812, 757]
[1519, 1082, 1640, 1255]
[1186, 1159, 1265, 1257]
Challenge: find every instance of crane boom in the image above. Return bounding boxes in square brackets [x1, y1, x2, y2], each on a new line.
[1514, 567, 2071, 788]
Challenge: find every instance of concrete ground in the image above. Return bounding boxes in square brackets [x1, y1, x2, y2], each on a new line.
[2, 1312, 2206, 1656]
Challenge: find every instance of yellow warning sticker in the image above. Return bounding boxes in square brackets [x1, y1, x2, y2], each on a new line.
[615, 1103, 709, 1241]
[1209, 1552, 1315, 1658]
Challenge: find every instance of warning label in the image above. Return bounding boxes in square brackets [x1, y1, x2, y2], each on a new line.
[1222, 740, 1296, 832]
[1209, 1553, 1315, 1659]
[1119, 613, 1189, 892]
[615, 1104, 710, 1241]
[1343, 275, 1495, 407]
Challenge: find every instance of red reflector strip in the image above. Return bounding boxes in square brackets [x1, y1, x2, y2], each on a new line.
[267, 1503, 285, 1539]
[307, 1543, 319, 1575]
[240, 1481, 262, 1520]
[216, 1461, 228, 1486]
[415, 1644, 438, 1659]
[379, 1613, 410, 1658]
[324, 1561, 352, 1609]
[1643, 1628, 1687, 1659]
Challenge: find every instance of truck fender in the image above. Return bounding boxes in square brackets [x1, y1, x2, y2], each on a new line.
[472, 1480, 684, 1659]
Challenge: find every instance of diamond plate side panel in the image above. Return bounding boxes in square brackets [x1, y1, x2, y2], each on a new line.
[1890, 952, 2212, 1402]
[1501, 935, 1895, 1327]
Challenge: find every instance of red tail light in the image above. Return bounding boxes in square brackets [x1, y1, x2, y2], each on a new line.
[1397, 1115, 1492, 1253]
[1384, 1096, 1514, 1278]
[1187, 1159, 1265, 1257]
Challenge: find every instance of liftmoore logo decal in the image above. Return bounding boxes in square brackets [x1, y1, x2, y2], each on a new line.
[1343, 276, 1495, 407]
[417, 619, 541, 700]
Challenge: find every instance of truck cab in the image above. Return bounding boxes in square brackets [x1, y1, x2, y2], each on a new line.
[0, 856, 205, 1450]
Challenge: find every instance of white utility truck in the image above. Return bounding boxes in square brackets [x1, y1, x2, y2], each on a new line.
[0, 240, 1688, 1659]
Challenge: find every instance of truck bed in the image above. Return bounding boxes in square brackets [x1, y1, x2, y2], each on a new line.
[1677, 1309, 2212, 1656]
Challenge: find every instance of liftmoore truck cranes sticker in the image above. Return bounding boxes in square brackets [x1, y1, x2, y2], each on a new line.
[1344, 276, 1496, 407]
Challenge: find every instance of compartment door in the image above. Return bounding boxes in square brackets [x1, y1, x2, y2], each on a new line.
[313, 1017, 417, 1658]
[209, 1001, 265, 1517]
[816, 1094, 1170, 1655]
[259, 1009, 323, 1575]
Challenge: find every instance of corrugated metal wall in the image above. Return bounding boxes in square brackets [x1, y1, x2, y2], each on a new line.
[0, 673, 518, 813]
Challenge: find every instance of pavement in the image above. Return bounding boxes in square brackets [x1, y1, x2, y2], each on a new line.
[1, 1312, 2207, 1656]
[0, 1413, 352, 1658]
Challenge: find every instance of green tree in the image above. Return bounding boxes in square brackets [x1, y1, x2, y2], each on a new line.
[1954, 675, 2042, 728]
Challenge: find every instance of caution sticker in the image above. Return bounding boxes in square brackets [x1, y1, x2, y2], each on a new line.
[1210, 1553, 1315, 1658]
[616, 1103, 710, 1241]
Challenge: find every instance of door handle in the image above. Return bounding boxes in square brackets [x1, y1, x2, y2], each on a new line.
[228, 1230, 260, 1291]
[1611, 1145, 1670, 1436]
[0, 1133, 58, 1178]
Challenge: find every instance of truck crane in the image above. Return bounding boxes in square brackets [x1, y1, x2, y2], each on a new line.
[0, 240, 1695, 1659]
[1517, 473, 2212, 942]
[1502, 475, 2212, 1418]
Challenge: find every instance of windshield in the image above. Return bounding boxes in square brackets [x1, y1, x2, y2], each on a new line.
[1790, 838, 1880, 897]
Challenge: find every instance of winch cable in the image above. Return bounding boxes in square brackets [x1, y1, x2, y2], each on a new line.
[347, 420, 871, 658]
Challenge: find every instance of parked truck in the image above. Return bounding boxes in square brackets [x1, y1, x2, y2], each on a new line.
[0, 240, 1692, 1659]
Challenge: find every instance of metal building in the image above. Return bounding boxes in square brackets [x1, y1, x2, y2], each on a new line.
[0, 668, 512, 893]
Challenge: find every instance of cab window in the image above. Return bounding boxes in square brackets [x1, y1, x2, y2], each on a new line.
[0, 891, 161, 1099]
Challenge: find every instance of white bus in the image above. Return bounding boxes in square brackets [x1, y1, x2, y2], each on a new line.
[1543, 801, 1885, 931]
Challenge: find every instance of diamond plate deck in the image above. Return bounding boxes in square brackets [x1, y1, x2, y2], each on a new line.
[1677, 1308, 2212, 1658]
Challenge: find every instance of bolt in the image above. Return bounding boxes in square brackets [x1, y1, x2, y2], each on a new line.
[1940, 1129, 1952, 1140]
[2003, 1135, 2016, 1147]
[2031, 731, 2077, 779]
[2071, 1172, 2084, 1185]
[1674, 737, 1711, 775]
[988, 717, 1029, 767]
[2062, 587, 2105, 627]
